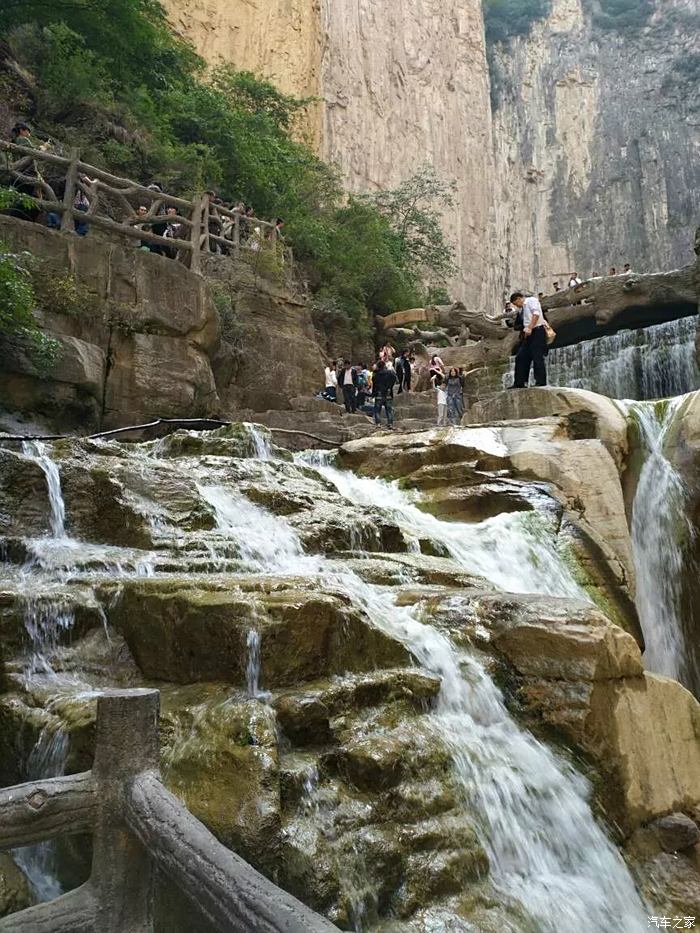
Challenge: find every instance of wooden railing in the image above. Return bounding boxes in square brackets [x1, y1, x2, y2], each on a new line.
[0, 689, 337, 933]
[0, 140, 292, 275]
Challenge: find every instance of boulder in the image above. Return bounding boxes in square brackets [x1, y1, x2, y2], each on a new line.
[464, 387, 630, 468]
[0, 448, 52, 537]
[108, 582, 412, 686]
[650, 812, 700, 853]
[0, 853, 32, 918]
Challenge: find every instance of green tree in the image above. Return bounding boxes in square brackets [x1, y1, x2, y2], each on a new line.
[0, 240, 58, 371]
[366, 165, 458, 296]
[1, 1, 457, 338]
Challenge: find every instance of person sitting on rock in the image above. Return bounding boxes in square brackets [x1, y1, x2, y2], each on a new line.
[372, 360, 396, 429]
[552, 281, 561, 292]
[623, 263, 632, 274]
[429, 354, 445, 383]
[568, 273, 582, 288]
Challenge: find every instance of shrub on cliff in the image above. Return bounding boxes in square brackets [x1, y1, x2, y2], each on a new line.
[590, 0, 655, 32]
[0, 239, 58, 372]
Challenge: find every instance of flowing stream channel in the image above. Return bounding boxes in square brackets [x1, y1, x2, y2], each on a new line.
[8, 432, 649, 930]
[626, 398, 695, 688]
[548, 317, 700, 400]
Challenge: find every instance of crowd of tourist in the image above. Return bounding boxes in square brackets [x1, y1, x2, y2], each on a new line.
[321, 346, 471, 429]
[4, 122, 285, 260]
[322, 347, 414, 429]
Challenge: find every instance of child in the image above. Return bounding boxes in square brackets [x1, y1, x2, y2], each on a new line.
[435, 379, 447, 426]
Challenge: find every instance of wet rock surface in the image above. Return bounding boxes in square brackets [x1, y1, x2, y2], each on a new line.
[1, 409, 699, 927]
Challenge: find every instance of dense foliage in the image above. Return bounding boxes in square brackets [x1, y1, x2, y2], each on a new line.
[0, 237, 58, 372]
[1, 0, 456, 336]
[590, 0, 655, 31]
[483, 0, 550, 44]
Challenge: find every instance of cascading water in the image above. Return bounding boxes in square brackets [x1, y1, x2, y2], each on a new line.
[22, 441, 67, 538]
[245, 629, 263, 698]
[628, 399, 693, 684]
[547, 316, 700, 400]
[308, 467, 646, 931]
[4, 433, 651, 929]
[12, 725, 68, 902]
[197, 452, 647, 929]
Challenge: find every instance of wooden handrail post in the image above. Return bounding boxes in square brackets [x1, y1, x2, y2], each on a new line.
[201, 192, 211, 254]
[189, 195, 202, 274]
[234, 212, 240, 254]
[91, 689, 160, 933]
[60, 147, 80, 232]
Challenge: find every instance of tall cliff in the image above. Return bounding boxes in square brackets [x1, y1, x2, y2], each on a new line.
[490, 0, 700, 291]
[161, 0, 498, 309]
[161, 0, 699, 307]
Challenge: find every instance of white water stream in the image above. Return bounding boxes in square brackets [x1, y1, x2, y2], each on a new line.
[548, 317, 700, 400]
[628, 399, 693, 684]
[8, 436, 650, 929]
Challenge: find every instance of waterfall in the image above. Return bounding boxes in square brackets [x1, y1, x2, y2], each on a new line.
[201, 460, 646, 929]
[7, 437, 650, 928]
[245, 629, 263, 699]
[547, 316, 700, 400]
[629, 399, 692, 683]
[22, 441, 67, 538]
[12, 724, 68, 902]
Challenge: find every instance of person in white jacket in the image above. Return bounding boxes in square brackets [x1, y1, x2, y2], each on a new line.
[323, 361, 338, 402]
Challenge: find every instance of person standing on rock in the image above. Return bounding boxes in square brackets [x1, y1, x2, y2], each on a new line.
[372, 360, 396, 429]
[401, 349, 412, 392]
[511, 291, 547, 388]
[435, 378, 448, 426]
[341, 363, 358, 413]
[323, 360, 338, 401]
[446, 368, 464, 425]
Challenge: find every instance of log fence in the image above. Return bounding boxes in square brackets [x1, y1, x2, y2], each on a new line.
[0, 688, 338, 933]
[0, 140, 293, 276]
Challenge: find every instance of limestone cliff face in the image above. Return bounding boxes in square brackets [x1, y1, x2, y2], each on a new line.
[490, 0, 700, 292]
[161, 0, 699, 308]
[162, 0, 323, 146]
[162, 0, 498, 308]
[319, 0, 497, 309]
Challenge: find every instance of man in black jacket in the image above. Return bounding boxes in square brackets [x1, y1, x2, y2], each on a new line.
[372, 361, 396, 428]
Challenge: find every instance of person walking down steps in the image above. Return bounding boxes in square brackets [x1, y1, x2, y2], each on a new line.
[372, 360, 396, 429]
[511, 291, 548, 388]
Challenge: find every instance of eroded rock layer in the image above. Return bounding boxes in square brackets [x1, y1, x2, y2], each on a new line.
[2, 399, 700, 926]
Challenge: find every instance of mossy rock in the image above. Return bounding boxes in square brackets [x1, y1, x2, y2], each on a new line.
[0, 853, 33, 918]
[161, 686, 282, 873]
[108, 582, 412, 686]
[274, 669, 441, 746]
[0, 449, 52, 537]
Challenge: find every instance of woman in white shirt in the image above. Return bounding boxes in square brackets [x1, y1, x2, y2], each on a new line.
[323, 361, 338, 402]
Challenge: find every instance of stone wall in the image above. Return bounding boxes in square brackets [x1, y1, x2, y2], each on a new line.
[0, 217, 327, 431]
